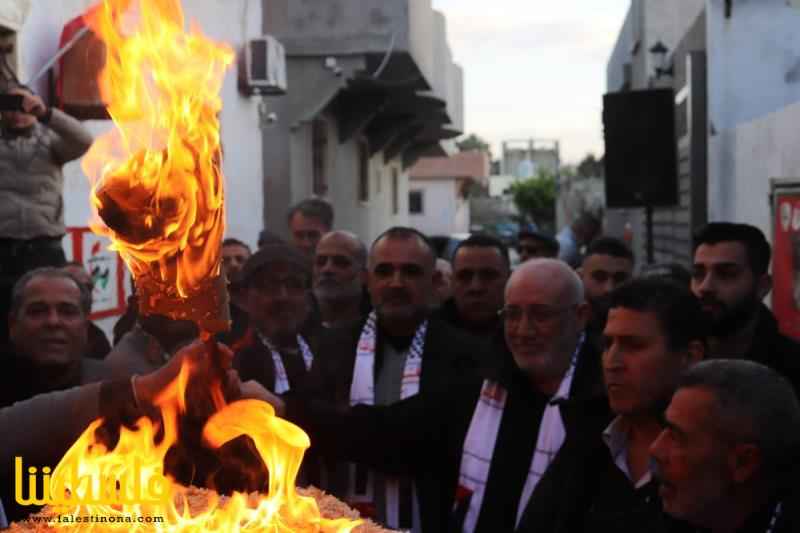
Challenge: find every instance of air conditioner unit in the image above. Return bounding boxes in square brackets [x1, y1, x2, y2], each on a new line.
[239, 35, 286, 96]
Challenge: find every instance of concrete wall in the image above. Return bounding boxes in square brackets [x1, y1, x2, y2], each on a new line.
[261, 53, 410, 244]
[18, 0, 265, 336]
[607, 3, 635, 92]
[642, 0, 704, 87]
[408, 179, 465, 236]
[604, 0, 704, 266]
[260, 0, 462, 242]
[707, 0, 800, 223]
[709, 101, 800, 240]
[312, 116, 409, 245]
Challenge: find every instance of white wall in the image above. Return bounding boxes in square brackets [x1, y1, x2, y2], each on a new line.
[289, 115, 409, 247]
[707, 0, 800, 223]
[18, 0, 264, 337]
[489, 175, 516, 198]
[408, 179, 463, 236]
[709, 101, 800, 241]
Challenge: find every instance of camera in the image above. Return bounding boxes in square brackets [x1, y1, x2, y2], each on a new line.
[0, 94, 24, 112]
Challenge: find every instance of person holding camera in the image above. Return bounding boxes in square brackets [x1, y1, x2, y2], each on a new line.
[0, 83, 93, 346]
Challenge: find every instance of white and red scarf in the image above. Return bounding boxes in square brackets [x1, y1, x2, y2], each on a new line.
[347, 311, 428, 530]
[455, 333, 585, 532]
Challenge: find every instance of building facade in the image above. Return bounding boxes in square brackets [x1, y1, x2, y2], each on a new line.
[260, 0, 464, 244]
[408, 150, 489, 236]
[606, 0, 800, 267]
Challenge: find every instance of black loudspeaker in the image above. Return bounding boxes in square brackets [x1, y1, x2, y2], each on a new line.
[603, 89, 678, 208]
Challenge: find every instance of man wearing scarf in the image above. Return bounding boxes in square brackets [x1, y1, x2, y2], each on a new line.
[294, 227, 486, 532]
[271, 258, 606, 533]
[234, 243, 317, 394]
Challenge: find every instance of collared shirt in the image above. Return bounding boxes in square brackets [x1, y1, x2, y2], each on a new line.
[602, 417, 653, 489]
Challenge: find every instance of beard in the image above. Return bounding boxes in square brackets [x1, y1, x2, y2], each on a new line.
[375, 288, 425, 323]
[313, 277, 362, 304]
[701, 292, 761, 338]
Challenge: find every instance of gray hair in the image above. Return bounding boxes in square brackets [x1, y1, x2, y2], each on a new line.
[322, 230, 367, 269]
[678, 360, 800, 481]
[10, 267, 90, 318]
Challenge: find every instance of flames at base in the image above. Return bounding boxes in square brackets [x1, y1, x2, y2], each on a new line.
[41, 364, 362, 532]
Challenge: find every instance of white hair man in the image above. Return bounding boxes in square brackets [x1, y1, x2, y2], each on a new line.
[259, 259, 606, 533]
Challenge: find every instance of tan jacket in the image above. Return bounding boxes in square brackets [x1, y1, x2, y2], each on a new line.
[0, 109, 93, 239]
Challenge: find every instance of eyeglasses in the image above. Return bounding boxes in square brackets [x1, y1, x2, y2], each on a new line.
[250, 276, 307, 294]
[498, 304, 577, 325]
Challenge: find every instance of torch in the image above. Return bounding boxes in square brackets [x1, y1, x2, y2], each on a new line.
[80, 0, 235, 397]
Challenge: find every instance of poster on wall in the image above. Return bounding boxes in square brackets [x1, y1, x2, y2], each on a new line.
[65, 227, 127, 320]
[771, 180, 800, 341]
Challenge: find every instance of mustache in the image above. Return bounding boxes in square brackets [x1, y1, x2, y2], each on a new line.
[698, 295, 725, 307]
[382, 288, 411, 301]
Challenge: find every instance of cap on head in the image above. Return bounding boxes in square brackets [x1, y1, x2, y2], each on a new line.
[238, 243, 311, 286]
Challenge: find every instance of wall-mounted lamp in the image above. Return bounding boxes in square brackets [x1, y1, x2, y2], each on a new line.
[649, 40, 673, 79]
[324, 56, 343, 77]
[257, 96, 278, 130]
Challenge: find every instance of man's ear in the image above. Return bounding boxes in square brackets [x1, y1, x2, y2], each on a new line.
[728, 443, 762, 484]
[756, 273, 772, 300]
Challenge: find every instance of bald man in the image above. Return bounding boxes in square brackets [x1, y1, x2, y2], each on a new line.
[268, 259, 607, 533]
[312, 230, 369, 329]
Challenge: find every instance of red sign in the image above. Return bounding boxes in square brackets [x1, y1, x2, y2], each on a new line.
[772, 188, 800, 341]
[65, 227, 127, 320]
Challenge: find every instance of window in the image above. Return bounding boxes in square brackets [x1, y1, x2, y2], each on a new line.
[312, 119, 328, 195]
[391, 167, 399, 215]
[409, 190, 423, 214]
[358, 139, 369, 202]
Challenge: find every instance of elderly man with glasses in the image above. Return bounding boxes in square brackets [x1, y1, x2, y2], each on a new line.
[258, 258, 607, 533]
[233, 243, 317, 394]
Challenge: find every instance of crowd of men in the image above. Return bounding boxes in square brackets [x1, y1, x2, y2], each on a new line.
[0, 184, 798, 532]
[0, 81, 799, 533]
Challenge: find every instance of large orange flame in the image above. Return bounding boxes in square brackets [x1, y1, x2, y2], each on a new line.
[68, 0, 363, 530]
[45, 362, 361, 531]
[81, 0, 229, 323]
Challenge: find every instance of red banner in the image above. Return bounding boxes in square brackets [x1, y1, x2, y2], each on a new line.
[772, 188, 800, 341]
[65, 227, 127, 320]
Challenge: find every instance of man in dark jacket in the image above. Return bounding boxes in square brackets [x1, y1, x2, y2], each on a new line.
[294, 227, 486, 531]
[519, 278, 706, 533]
[234, 243, 317, 394]
[312, 230, 370, 330]
[691, 223, 800, 393]
[437, 234, 510, 337]
[652, 360, 800, 533]
[265, 257, 605, 533]
[0, 267, 108, 408]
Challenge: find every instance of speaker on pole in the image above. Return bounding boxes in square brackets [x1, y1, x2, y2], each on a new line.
[603, 89, 678, 208]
